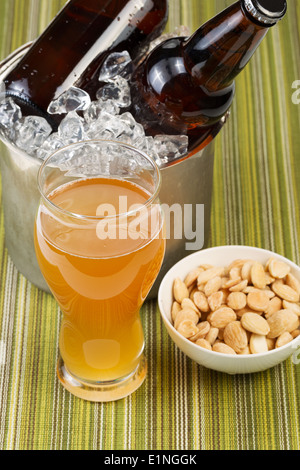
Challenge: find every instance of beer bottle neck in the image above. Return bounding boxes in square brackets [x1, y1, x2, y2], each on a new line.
[182, 0, 285, 92]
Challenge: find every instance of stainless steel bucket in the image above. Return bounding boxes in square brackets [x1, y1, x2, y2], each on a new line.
[0, 44, 216, 297]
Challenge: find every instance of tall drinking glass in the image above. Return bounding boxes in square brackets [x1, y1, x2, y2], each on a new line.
[34, 140, 165, 402]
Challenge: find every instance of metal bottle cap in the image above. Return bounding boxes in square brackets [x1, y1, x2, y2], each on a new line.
[243, 0, 287, 25]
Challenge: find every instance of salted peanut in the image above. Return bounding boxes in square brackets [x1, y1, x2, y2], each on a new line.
[266, 337, 276, 350]
[227, 292, 247, 311]
[235, 307, 257, 318]
[189, 321, 210, 342]
[282, 300, 300, 316]
[189, 287, 198, 300]
[221, 277, 229, 288]
[223, 321, 248, 353]
[267, 311, 289, 339]
[247, 290, 270, 312]
[243, 286, 274, 298]
[184, 267, 204, 288]
[265, 273, 275, 285]
[239, 345, 251, 355]
[282, 310, 300, 332]
[204, 276, 222, 297]
[212, 342, 236, 355]
[197, 267, 225, 286]
[229, 266, 241, 280]
[177, 319, 199, 339]
[228, 259, 252, 271]
[262, 288, 275, 299]
[244, 285, 274, 297]
[286, 273, 300, 295]
[193, 291, 210, 313]
[243, 286, 258, 294]
[195, 338, 212, 350]
[220, 288, 229, 304]
[208, 306, 236, 329]
[265, 257, 275, 270]
[188, 284, 195, 295]
[241, 261, 254, 282]
[267, 309, 299, 338]
[268, 258, 290, 279]
[206, 311, 213, 321]
[173, 277, 189, 303]
[291, 329, 300, 339]
[199, 264, 214, 270]
[251, 262, 267, 289]
[185, 268, 203, 288]
[241, 312, 270, 335]
[174, 308, 199, 329]
[196, 283, 204, 292]
[249, 334, 269, 354]
[218, 328, 224, 340]
[207, 291, 223, 312]
[181, 298, 200, 315]
[275, 332, 293, 348]
[229, 279, 248, 292]
[222, 277, 242, 289]
[272, 280, 300, 302]
[187, 283, 194, 294]
[171, 301, 182, 323]
[264, 296, 282, 319]
[205, 327, 219, 345]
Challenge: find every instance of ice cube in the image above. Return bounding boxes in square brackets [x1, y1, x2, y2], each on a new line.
[118, 112, 145, 140]
[84, 99, 119, 124]
[47, 86, 91, 115]
[15, 116, 52, 154]
[59, 143, 117, 178]
[153, 134, 189, 164]
[133, 135, 161, 165]
[115, 134, 133, 145]
[101, 112, 128, 138]
[37, 133, 65, 160]
[0, 98, 22, 139]
[99, 51, 133, 82]
[96, 77, 131, 108]
[85, 106, 143, 142]
[85, 114, 115, 140]
[100, 99, 120, 115]
[58, 111, 86, 143]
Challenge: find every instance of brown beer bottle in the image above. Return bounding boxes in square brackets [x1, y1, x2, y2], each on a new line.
[129, 0, 287, 155]
[3, 0, 168, 124]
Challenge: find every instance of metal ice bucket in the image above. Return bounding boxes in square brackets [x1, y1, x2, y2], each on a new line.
[0, 44, 216, 297]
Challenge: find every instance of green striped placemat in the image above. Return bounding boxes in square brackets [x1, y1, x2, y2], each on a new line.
[0, 0, 300, 450]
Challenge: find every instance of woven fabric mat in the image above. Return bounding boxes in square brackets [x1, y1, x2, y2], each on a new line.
[1, 0, 300, 451]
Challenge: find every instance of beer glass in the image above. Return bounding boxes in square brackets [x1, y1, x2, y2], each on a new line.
[34, 140, 165, 401]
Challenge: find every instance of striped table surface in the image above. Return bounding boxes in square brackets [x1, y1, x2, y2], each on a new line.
[1, 0, 300, 451]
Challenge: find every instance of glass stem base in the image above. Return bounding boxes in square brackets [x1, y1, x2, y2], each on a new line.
[57, 354, 147, 402]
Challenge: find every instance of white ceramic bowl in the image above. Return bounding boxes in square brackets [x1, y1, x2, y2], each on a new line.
[158, 246, 300, 374]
